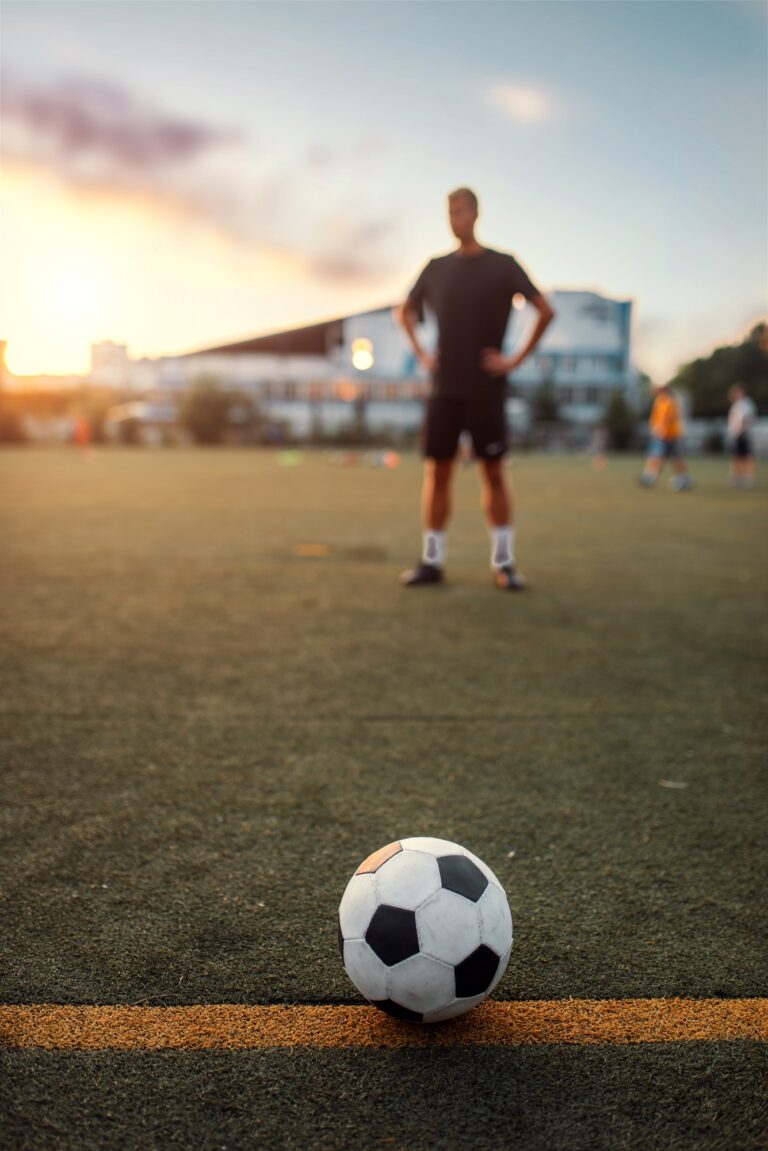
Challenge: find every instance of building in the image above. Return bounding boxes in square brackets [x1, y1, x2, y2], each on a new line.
[510, 291, 639, 423]
[103, 399, 185, 446]
[92, 288, 641, 441]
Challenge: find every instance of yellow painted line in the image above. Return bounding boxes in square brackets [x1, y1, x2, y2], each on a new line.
[1, 999, 766, 1051]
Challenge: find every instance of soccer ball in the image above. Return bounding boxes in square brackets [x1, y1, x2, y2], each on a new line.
[338, 836, 513, 1023]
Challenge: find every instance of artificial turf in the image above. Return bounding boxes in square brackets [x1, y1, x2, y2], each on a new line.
[3, 1046, 767, 1151]
[1, 448, 766, 1148]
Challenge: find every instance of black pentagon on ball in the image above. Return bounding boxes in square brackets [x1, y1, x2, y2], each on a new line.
[365, 905, 420, 966]
[438, 855, 489, 902]
[455, 945, 500, 998]
[371, 999, 423, 1023]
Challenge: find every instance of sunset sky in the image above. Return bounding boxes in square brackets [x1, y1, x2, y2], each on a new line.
[1, 0, 766, 380]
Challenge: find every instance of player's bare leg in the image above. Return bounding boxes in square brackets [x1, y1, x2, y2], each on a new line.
[479, 456, 511, 527]
[401, 458, 454, 585]
[422, 457, 454, 532]
[479, 457, 526, 590]
[640, 455, 663, 486]
[670, 456, 694, 491]
[733, 455, 757, 488]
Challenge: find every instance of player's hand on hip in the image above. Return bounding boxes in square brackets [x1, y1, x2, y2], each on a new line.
[480, 348, 513, 377]
[419, 351, 439, 374]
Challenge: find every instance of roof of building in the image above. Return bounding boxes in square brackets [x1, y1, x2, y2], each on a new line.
[182, 293, 633, 360]
[184, 306, 394, 358]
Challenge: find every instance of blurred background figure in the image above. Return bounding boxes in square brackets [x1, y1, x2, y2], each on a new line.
[726, 382, 757, 488]
[72, 413, 92, 456]
[639, 382, 694, 491]
[587, 424, 608, 470]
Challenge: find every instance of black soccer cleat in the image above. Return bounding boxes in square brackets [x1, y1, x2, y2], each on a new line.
[400, 562, 444, 587]
[494, 563, 527, 591]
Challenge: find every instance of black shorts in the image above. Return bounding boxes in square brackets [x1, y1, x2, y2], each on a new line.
[732, 432, 753, 459]
[423, 395, 508, 461]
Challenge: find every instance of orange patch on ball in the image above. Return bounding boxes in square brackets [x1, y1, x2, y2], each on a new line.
[356, 841, 402, 875]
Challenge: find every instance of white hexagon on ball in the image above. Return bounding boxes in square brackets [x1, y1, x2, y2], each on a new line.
[338, 873, 378, 940]
[477, 882, 514, 957]
[375, 847, 441, 910]
[387, 953, 455, 1015]
[401, 836, 461, 857]
[342, 938, 389, 1001]
[417, 889, 482, 965]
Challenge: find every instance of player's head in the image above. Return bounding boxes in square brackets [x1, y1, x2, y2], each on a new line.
[448, 187, 479, 241]
[728, 381, 746, 401]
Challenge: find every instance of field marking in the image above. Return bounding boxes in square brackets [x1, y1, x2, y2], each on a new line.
[1, 999, 766, 1051]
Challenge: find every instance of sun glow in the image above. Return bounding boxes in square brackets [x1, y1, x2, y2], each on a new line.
[1, 167, 122, 375]
[0, 162, 355, 378]
[4, 261, 112, 376]
[48, 267, 102, 317]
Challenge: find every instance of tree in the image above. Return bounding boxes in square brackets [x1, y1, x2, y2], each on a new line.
[532, 381, 559, 424]
[0, 406, 27, 443]
[603, 392, 635, 451]
[180, 377, 231, 444]
[670, 323, 768, 418]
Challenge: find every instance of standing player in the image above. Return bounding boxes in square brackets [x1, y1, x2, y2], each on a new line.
[726, 382, 757, 488]
[639, 381, 694, 491]
[395, 188, 555, 589]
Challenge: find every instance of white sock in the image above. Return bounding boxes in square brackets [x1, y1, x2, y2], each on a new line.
[490, 526, 515, 569]
[422, 530, 446, 568]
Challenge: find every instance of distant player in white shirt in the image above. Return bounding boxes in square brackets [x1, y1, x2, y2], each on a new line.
[726, 383, 757, 488]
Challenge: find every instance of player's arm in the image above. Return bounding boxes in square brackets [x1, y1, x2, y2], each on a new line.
[394, 299, 437, 374]
[482, 292, 555, 376]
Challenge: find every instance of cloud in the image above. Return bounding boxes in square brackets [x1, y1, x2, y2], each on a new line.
[309, 217, 397, 280]
[201, 134, 399, 283]
[1, 71, 398, 284]
[486, 82, 555, 124]
[1, 72, 239, 186]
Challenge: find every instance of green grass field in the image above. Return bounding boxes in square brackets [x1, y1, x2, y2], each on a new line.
[1, 448, 766, 1149]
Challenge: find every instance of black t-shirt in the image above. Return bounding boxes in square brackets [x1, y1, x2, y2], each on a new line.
[407, 247, 539, 398]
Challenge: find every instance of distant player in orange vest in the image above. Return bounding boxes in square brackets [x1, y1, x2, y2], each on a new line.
[639, 382, 694, 490]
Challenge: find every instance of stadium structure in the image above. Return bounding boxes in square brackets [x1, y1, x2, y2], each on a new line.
[91, 289, 641, 441]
